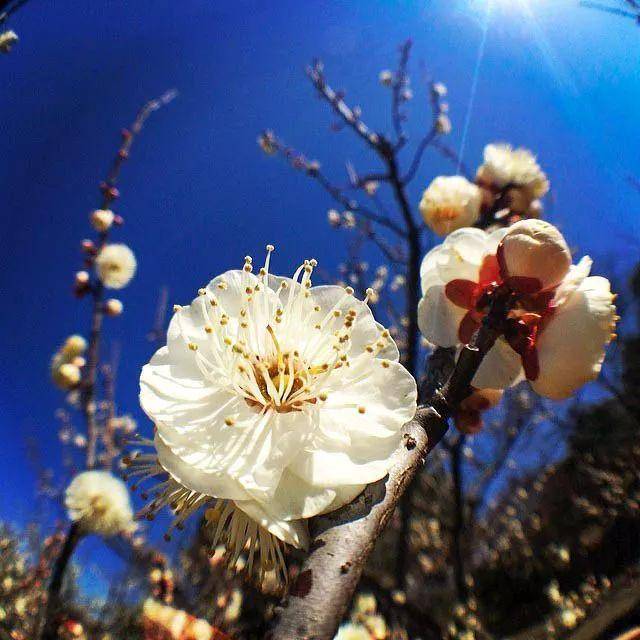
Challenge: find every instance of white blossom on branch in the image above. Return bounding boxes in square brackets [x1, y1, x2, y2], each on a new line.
[127, 246, 417, 584]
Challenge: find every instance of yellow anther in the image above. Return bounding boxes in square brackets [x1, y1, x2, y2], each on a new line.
[204, 325, 213, 334]
[198, 288, 206, 296]
[358, 406, 366, 414]
[224, 417, 235, 426]
[188, 343, 198, 351]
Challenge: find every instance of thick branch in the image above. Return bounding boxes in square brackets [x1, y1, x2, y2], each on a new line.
[268, 295, 508, 640]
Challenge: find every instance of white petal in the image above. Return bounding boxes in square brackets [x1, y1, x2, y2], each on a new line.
[420, 243, 447, 293]
[289, 445, 398, 488]
[472, 338, 523, 389]
[318, 484, 366, 515]
[435, 227, 489, 283]
[266, 470, 338, 521]
[532, 276, 616, 400]
[155, 435, 251, 501]
[417, 286, 465, 347]
[235, 499, 310, 549]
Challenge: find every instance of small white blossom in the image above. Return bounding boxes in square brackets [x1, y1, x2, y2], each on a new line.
[432, 81, 447, 97]
[436, 114, 452, 135]
[327, 209, 341, 227]
[65, 470, 135, 537]
[129, 247, 416, 583]
[95, 243, 137, 289]
[419, 176, 482, 237]
[477, 143, 549, 200]
[104, 298, 123, 316]
[378, 70, 393, 86]
[0, 30, 18, 54]
[90, 209, 115, 232]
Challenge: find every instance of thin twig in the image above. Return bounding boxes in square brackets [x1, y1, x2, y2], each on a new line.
[82, 90, 176, 469]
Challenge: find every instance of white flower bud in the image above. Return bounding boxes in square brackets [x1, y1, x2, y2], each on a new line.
[432, 81, 447, 97]
[65, 470, 135, 537]
[498, 219, 571, 291]
[75, 271, 90, 285]
[378, 70, 393, 86]
[0, 30, 18, 54]
[105, 298, 123, 316]
[62, 335, 87, 357]
[419, 175, 481, 236]
[53, 363, 81, 390]
[327, 209, 341, 227]
[90, 209, 115, 232]
[436, 114, 452, 135]
[95, 243, 137, 289]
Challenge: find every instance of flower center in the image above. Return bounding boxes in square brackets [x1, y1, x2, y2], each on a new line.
[444, 254, 557, 380]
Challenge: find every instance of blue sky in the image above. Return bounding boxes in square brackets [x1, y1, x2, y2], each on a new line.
[1, 0, 639, 538]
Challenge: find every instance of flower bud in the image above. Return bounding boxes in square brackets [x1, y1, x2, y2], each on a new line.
[378, 70, 393, 86]
[419, 176, 481, 236]
[53, 363, 81, 390]
[327, 209, 341, 227]
[0, 30, 18, 54]
[105, 298, 123, 316]
[498, 219, 571, 292]
[75, 271, 90, 285]
[435, 114, 452, 135]
[454, 388, 503, 435]
[62, 334, 87, 357]
[90, 209, 115, 232]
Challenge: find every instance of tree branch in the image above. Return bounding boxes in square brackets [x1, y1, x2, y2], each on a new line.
[268, 291, 510, 640]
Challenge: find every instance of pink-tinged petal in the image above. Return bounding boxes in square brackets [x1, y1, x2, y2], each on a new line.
[531, 276, 616, 400]
[478, 254, 501, 286]
[471, 338, 524, 390]
[418, 285, 466, 347]
[445, 279, 479, 309]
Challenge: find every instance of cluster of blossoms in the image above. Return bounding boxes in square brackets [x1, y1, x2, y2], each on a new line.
[418, 218, 617, 400]
[51, 335, 87, 390]
[126, 246, 417, 583]
[419, 143, 548, 237]
[543, 576, 612, 636]
[65, 470, 135, 537]
[445, 600, 483, 640]
[142, 599, 230, 640]
[0, 526, 64, 640]
[334, 593, 389, 639]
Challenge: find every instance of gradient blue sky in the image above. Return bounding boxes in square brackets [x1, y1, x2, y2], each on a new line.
[1, 0, 639, 536]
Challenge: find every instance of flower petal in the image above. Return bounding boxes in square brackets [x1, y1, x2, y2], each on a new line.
[234, 499, 310, 549]
[418, 285, 466, 347]
[471, 338, 524, 389]
[532, 275, 616, 400]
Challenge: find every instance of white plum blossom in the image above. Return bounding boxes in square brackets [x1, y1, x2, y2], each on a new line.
[129, 247, 416, 582]
[65, 470, 135, 537]
[477, 143, 549, 200]
[419, 176, 482, 237]
[417, 225, 616, 399]
[95, 243, 137, 289]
